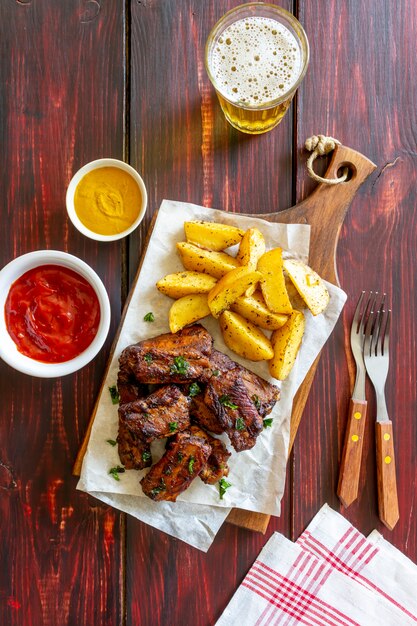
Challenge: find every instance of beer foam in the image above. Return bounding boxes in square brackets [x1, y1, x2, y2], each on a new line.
[209, 17, 302, 106]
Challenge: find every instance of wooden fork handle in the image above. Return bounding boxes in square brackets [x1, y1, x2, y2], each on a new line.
[376, 421, 399, 530]
[337, 399, 367, 507]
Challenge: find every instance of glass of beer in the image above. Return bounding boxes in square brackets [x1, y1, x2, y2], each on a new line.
[205, 3, 309, 134]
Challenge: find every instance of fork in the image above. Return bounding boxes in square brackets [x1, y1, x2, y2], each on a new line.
[337, 291, 370, 507]
[364, 301, 399, 530]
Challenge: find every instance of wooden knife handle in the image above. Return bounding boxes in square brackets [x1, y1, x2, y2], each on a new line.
[376, 421, 399, 530]
[337, 399, 367, 507]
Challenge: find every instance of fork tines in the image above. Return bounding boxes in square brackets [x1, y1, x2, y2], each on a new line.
[352, 291, 374, 337]
[354, 291, 386, 336]
[363, 293, 390, 357]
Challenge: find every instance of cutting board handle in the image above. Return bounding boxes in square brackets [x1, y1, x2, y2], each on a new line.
[263, 145, 377, 285]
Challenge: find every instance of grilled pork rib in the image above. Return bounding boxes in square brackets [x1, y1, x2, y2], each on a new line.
[140, 434, 211, 501]
[119, 385, 190, 442]
[117, 367, 147, 405]
[205, 374, 263, 451]
[188, 425, 231, 484]
[203, 350, 280, 451]
[117, 420, 152, 470]
[190, 393, 225, 434]
[210, 350, 280, 417]
[239, 368, 280, 418]
[118, 324, 213, 385]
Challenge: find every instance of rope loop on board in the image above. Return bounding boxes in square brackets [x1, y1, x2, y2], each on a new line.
[305, 134, 348, 185]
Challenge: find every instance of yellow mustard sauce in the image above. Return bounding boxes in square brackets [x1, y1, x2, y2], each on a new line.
[74, 166, 142, 235]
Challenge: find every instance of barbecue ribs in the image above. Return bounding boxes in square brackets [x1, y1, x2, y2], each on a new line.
[188, 425, 231, 484]
[118, 324, 213, 385]
[115, 326, 280, 500]
[119, 385, 190, 442]
[117, 420, 152, 470]
[140, 433, 211, 501]
[202, 350, 280, 451]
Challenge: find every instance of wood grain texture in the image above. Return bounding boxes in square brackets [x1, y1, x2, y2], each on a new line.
[295, 0, 417, 557]
[2, 1, 417, 625]
[128, 0, 295, 284]
[338, 399, 368, 507]
[0, 2, 125, 625]
[376, 421, 399, 530]
[127, 2, 294, 625]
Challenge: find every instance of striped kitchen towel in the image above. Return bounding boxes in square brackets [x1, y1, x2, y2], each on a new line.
[216, 505, 417, 625]
[297, 504, 417, 622]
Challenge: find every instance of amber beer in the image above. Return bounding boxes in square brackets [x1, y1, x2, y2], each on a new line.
[205, 3, 309, 134]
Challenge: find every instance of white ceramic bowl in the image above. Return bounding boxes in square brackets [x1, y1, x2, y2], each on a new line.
[0, 250, 111, 377]
[66, 158, 148, 242]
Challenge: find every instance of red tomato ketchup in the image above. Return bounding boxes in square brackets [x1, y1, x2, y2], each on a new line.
[5, 264, 101, 363]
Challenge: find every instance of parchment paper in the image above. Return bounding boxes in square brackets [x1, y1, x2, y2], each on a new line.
[77, 200, 346, 551]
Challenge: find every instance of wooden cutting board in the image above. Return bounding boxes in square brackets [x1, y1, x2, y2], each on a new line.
[73, 144, 376, 533]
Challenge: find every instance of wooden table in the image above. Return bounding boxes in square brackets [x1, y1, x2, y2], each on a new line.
[1, 1, 416, 624]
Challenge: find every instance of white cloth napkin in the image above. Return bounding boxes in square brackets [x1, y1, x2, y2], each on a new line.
[217, 504, 417, 625]
[297, 504, 417, 621]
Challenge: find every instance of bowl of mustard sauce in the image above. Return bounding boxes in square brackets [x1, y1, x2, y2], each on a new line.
[66, 158, 147, 241]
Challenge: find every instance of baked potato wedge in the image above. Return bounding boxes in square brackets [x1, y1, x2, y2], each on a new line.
[184, 221, 245, 251]
[283, 259, 330, 316]
[257, 248, 293, 314]
[156, 271, 217, 299]
[269, 310, 305, 380]
[285, 275, 307, 311]
[236, 228, 266, 296]
[177, 242, 240, 278]
[207, 266, 262, 318]
[231, 291, 288, 330]
[169, 293, 211, 333]
[219, 310, 274, 361]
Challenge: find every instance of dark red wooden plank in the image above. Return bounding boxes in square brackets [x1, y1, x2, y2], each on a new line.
[127, 1, 294, 624]
[0, 2, 126, 624]
[294, 0, 417, 559]
[129, 0, 295, 273]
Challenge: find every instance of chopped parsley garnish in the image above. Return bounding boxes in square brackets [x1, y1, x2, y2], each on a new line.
[108, 465, 125, 481]
[143, 312, 155, 322]
[170, 356, 190, 375]
[168, 421, 178, 433]
[108, 385, 120, 405]
[219, 478, 232, 499]
[188, 456, 195, 474]
[177, 452, 184, 462]
[188, 382, 201, 397]
[142, 451, 151, 462]
[235, 417, 245, 431]
[164, 466, 173, 476]
[212, 369, 220, 377]
[150, 479, 166, 497]
[263, 418, 273, 429]
[219, 394, 238, 410]
[144, 353, 153, 364]
[106, 439, 117, 447]
[252, 394, 261, 410]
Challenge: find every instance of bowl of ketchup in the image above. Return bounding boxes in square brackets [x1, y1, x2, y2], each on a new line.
[0, 250, 111, 377]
